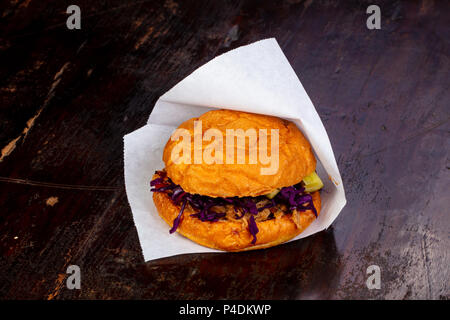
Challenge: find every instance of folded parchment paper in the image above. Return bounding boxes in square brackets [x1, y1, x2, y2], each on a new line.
[124, 38, 346, 261]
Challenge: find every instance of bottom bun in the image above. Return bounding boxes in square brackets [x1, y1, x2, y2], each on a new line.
[153, 190, 321, 252]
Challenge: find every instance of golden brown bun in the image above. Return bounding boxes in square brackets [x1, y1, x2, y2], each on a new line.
[163, 109, 316, 197]
[153, 186, 321, 252]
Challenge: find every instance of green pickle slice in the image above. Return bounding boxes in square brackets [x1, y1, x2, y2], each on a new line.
[265, 188, 280, 199]
[302, 172, 324, 192]
[265, 172, 323, 198]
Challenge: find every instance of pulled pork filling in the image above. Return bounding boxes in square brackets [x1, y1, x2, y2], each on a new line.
[150, 170, 317, 244]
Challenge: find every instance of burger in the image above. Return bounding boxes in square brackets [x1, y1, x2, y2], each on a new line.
[150, 109, 323, 251]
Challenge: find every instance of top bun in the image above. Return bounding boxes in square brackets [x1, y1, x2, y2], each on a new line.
[163, 109, 316, 197]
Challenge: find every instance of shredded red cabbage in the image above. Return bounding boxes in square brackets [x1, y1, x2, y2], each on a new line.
[248, 215, 259, 244]
[150, 171, 318, 243]
[169, 199, 187, 234]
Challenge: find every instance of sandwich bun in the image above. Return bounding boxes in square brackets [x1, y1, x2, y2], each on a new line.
[153, 177, 321, 251]
[163, 109, 316, 198]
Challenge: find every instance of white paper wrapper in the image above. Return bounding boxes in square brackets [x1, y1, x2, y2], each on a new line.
[124, 38, 346, 261]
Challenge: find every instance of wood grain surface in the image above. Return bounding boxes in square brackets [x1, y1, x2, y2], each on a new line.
[0, 0, 448, 299]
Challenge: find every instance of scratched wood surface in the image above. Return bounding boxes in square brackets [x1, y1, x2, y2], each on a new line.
[0, 0, 448, 299]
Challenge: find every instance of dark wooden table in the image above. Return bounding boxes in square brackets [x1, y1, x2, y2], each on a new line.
[0, 0, 448, 300]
